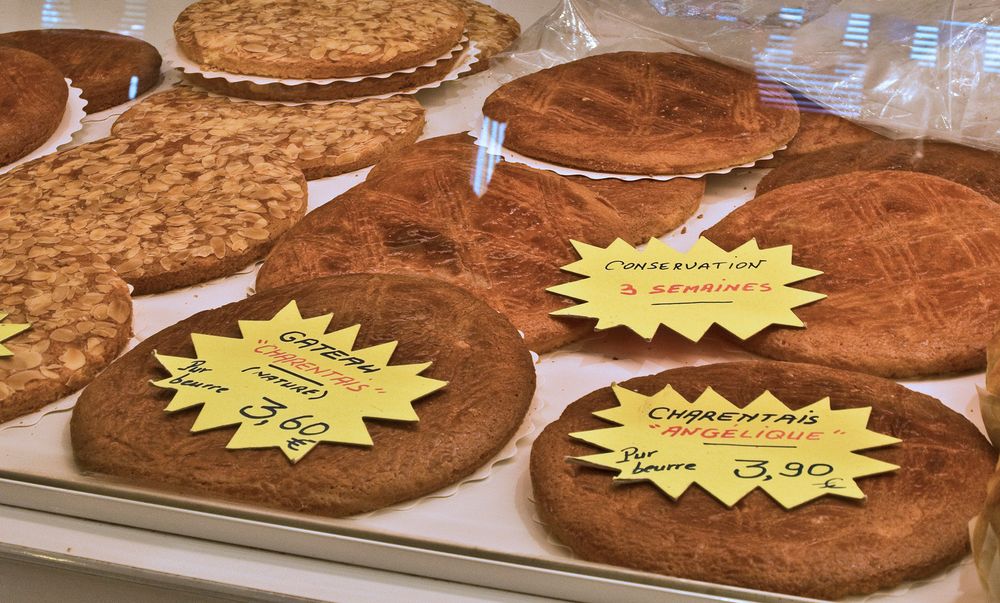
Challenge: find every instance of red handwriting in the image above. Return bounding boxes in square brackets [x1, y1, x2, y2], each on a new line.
[656, 425, 823, 441]
[620, 282, 773, 295]
[253, 341, 385, 393]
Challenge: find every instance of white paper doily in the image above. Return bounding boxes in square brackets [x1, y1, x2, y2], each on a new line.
[206, 42, 481, 107]
[0, 80, 87, 175]
[469, 114, 786, 181]
[0, 391, 80, 434]
[163, 34, 468, 86]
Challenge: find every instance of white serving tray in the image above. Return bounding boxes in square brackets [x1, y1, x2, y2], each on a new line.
[0, 19, 989, 603]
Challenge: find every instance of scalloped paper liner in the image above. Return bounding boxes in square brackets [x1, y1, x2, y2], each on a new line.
[0, 391, 80, 433]
[163, 34, 468, 86]
[850, 558, 973, 602]
[0, 80, 86, 175]
[469, 114, 787, 181]
[202, 42, 481, 107]
[527, 487, 576, 557]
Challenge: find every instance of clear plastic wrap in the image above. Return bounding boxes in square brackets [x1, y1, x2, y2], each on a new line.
[492, 0, 1000, 152]
[975, 328, 1000, 601]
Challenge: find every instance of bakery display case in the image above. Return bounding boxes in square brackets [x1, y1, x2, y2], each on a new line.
[1, 1, 998, 601]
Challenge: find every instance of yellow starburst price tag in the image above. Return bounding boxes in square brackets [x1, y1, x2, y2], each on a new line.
[152, 301, 447, 463]
[547, 237, 826, 341]
[0, 312, 30, 357]
[571, 384, 900, 509]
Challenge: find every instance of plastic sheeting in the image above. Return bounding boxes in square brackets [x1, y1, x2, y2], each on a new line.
[492, 0, 1000, 151]
[975, 331, 1000, 603]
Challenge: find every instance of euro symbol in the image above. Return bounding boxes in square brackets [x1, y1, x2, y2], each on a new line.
[286, 437, 316, 451]
[814, 478, 845, 489]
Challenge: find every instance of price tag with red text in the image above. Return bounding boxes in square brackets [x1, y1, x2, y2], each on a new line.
[571, 384, 900, 508]
[152, 301, 446, 463]
[548, 237, 825, 341]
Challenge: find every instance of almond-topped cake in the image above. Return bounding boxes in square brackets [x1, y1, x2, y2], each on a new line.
[174, 0, 467, 79]
[113, 87, 424, 179]
[0, 232, 132, 423]
[450, 0, 519, 75]
[0, 132, 306, 295]
[989, 325, 1000, 394]
[181, 41, 469, 102]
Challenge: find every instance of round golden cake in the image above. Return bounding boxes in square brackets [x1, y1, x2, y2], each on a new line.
[704, 171, 1000, 378]
[0, 132, 306, 295]
[181, 40, 468, 102]
[760, 111, 879, 167]
[482, 52, 800, 174]
[0, 46, 67, 166]
[0, 231, 132, 424]
[0, 29, 161, 114]
[451, 0, 519, 75]
[758, 139, 1000, 203]
[362, 134, 704, 243]
[562, 174, 703, 242]
[112, 86, 424, 179]
[174, 0, 467, 79]
[71, 273, 535, 517]
[530, 361, 995, 599]
[257, 134, 702, 353]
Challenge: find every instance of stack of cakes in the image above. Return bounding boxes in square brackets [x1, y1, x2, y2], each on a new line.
[171, 0, 477, 102]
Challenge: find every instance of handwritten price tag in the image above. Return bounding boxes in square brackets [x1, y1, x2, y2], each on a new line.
[152, 301, 447, 463]
[548, 237, 825, 341]
[571, 384, 900, 508]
